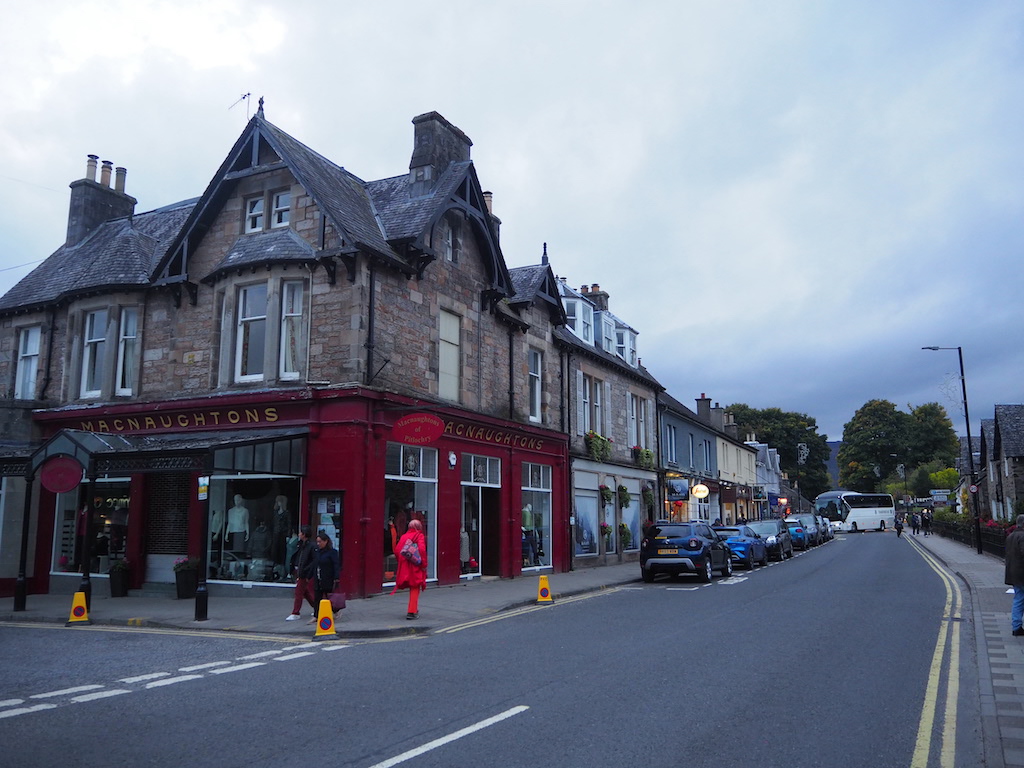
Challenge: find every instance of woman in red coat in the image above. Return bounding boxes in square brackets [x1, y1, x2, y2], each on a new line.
[395, 519, 427, 619]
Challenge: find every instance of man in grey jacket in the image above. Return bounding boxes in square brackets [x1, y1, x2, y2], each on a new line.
[1004, 515, 1024, 637]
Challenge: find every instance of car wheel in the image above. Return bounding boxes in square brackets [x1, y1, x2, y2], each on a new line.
[700, 558, 713, 583]
[641, 565, 654, 583]
[746, 553, 755, 570]
[723, 557, 733, 577]
[760, 549, 768, 566]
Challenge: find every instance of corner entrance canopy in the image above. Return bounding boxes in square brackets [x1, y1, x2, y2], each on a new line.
[17, 427, 308, 481]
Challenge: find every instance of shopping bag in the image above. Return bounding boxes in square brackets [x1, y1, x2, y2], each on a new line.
[400, 538, 422, 566]
[329, 591, 346, 612]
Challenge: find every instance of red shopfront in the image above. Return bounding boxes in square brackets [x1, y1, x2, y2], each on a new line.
[26, 388, 568, 600]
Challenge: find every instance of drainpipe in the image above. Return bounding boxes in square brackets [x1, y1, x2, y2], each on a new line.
[365, 260, 376, 385]
[39, 306, 57, 400]
[507, 327, 515, 417]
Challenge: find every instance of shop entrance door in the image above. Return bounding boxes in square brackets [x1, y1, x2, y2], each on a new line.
[479, 487, 501, 576]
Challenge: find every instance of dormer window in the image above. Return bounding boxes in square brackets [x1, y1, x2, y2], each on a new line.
[443, 215, 461, 263]
[616, 329, 637, 366]
[244, 189, 291, 233]
[564, 299, 594, 344]
[271, 191, 290, 227]
[601, 317, 615, 353]
[245, 197, 264, 232]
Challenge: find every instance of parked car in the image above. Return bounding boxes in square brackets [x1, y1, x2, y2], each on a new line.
[747, 519, 794, 561]
[818, 514, 834, 541]
[785, 518, 811, 550]
[794, 513, 821, 546]
[714, 525, 768, 570]
[640, 521, 733, 583]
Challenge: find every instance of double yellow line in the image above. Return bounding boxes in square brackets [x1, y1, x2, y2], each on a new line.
[907, 538, 962, 768]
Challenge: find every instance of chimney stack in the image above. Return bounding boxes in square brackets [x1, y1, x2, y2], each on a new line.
[696, 393, 712, 423]
[408, 111, 472, 196]
[482, 190, 493, 214]
[66, 154, 138, 247]
[588, 283, 609, 311]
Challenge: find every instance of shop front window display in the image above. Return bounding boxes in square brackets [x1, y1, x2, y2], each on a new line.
[384, 443, 437, 584]
[521, 463, 552, 569]
[574, 494, 599, 556]
[207, 478, 299, 582]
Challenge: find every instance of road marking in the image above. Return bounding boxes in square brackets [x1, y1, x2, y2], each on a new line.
[907, 537, 963, 768]
[666, 587, 699, 592]
[717, 577, 749, 585]
[208, 662, 265, 674]
[274, 652, 316, 661]
[238, 650, 286, 660]
[119, 672, 170, 684]
[368, 705, 529, 768]
[180, 661, 232, 672]
[0, 621, 304, 644]
[146, 674, 203, 688]
[72, 689, 131, 703]
[320, 644, 350, 651]
[0, 699, 24, 708]
[31, 684, 104, 699]
[0, 703, 57, 719]
[436, 589, 621, 634]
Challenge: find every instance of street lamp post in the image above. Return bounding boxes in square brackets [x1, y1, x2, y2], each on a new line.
[922, 346, 981, 554]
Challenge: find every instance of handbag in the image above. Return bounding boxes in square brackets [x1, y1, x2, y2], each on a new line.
[329, 590, 346, 612]
[400, 537, 422, 566]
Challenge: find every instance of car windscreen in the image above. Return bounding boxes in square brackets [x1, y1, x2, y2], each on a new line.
[716, 528, 742, 537]
[785, 521, 801, 529]
[650, 524, 692, 539]
[747, 522, 776, 536]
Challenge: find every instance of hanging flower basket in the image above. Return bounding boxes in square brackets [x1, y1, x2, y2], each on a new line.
[619, 522, 632, 550]
[599, 522, 613, 541]
[599, 485, 614, 505]
[617, 485, 632, 508]
[585, 431, 613, 462]
[642, 486, 656, 510]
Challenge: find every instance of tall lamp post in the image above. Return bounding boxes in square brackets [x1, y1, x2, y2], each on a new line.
[922, 346, 981, 554]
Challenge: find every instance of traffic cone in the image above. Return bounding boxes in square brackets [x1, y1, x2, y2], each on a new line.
[537, 575, 553, 604]
[312, 598, 337, 641]
[66, 591, 92, 626]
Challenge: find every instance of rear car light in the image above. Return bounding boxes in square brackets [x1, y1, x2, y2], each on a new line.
[687, 538, 700, 549]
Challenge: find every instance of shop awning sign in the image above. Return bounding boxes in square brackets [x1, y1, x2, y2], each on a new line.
[40, 455, 84, 494]
[393, 413, 445, 445]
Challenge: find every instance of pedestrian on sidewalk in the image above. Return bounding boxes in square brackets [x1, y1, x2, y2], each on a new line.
[911, 511, 921, 536]
[895, 516, 904, 538]
[309, 530, 340, 624]
[922, 509, 932, 536]
[394, 519, 427, 620]
[286, 525, 316, 621]
[1004, 515, 1024, 637]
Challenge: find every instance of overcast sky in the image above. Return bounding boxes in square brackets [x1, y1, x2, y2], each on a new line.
[2, 1, 1021, 441]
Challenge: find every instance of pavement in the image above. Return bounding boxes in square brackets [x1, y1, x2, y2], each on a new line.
[1, 533, 1020, 766]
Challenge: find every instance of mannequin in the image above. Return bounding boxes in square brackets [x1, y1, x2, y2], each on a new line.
[522, 503, 537, 566]
[460, 526, 470, 573]
[226, 495, 249, 553]
[272, 495, 289, 570]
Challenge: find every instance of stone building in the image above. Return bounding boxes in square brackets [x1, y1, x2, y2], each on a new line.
[0, 106, 571, 601]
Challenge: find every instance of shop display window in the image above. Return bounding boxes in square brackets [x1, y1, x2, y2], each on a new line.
[52, 478, 130, 575]
[384, 443, 437, 584]
[460, 453, 501, 578]
[206, 476, 300, 582]
[521, 463, 551, 569]
[574, 493, 599, 556]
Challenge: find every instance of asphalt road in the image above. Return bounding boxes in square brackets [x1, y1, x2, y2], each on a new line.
[0, 533, 980, 768]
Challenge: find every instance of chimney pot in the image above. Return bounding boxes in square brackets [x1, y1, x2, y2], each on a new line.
[100, 160, 113, 187]
[580, 285, 589, 294]
[114, 166, 127, 193]
[86, 155, 99, 182]
[592, 283, 600, 292]
[482, 190, 493, 214]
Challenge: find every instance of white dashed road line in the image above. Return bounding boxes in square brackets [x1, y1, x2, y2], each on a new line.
[31, 685, 104, 699]
[0, 703, 57, 719]
[145, 674, 203, 688]
[180, 661, 233, 672]
[208, 662, 266, 675]
[72, 690, 131, 703]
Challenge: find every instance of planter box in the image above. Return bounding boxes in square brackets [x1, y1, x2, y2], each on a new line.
[109, 570, 129, 598]
[175, 569, 198, 599]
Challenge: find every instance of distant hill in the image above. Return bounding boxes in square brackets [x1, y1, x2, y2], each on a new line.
[826, 441, 842, 490]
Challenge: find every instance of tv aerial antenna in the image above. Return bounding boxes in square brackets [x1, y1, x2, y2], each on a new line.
[229, 92, 253, 119]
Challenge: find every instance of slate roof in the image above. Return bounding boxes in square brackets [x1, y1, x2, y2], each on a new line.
[366, 161, 473, 243]
[554, 325, 662, 390]
[0, 198, 196, 313]
[0, 111, 510, 314]
[996, 405, 1024, 457]
[509, 265, 548, 303]
[659, 391, 702, 422]
[206, 228, 316, 282]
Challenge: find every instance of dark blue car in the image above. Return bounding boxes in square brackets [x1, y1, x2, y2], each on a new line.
[714, 525, 768, 570]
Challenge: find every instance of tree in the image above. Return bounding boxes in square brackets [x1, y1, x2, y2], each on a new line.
[727, 404, 831, 501]
[906, 403, 958, 467]
[837, 400, 910, 492]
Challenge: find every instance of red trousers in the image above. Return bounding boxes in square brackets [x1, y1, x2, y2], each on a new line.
[291, 577, 315, 615]
[407, 586, 420, 614]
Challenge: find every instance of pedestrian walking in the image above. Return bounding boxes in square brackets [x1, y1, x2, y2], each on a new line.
[895, 516, 904, 538]
[1004, 515, 1024, 637]
[922, 509, 932, 536]
[286, 525, 317, 621]
[393, 519, 427, 620]
[309, 530, 340, 624]
[911, 512, 921, 536]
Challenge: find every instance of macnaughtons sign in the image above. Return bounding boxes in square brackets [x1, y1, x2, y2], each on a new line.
[393, 414, 446, 445]
[393, 413, 547, 451]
